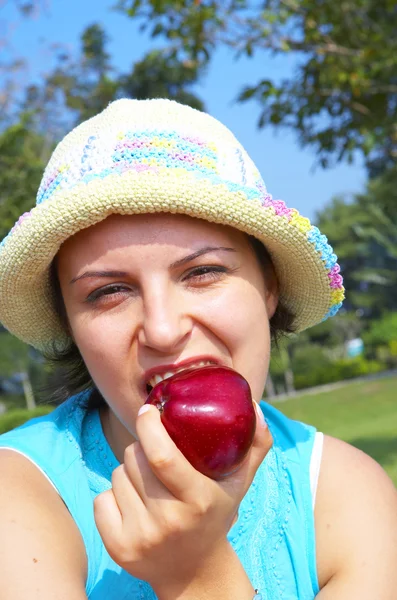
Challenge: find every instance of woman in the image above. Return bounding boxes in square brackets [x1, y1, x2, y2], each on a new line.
[0, 99, 395, 600]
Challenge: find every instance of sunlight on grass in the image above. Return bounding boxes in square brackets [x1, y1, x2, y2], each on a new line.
[271, 376, 397, 486]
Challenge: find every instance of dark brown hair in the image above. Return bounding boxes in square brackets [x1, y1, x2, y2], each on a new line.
[45, 235, 296, 408]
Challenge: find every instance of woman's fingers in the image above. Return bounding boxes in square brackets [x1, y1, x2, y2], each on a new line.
[94, 400, 271, 571]
[112, 463, 147, 518]
[134, 405, 208, 505]
[94, 464, 145, 528]
[251, 400, 273, 454]
[94, 488, 124, 553]
[122, 440, 174, 506]
[221, 400, 273, 495]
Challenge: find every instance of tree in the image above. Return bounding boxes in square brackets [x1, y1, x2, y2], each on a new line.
[316, 196, 374, 313]
[0, 1, 47, 125]
[15, 23, 204, 135]
[316, 165, 397, 316]
[0, 23, 205, 239]
[362, 312, 397, 368]
[362, 312, 397, 347]
[0, 117, 48, 240]
[306, 312, 364, 352]
[120, 49, 204, 111]
[269, 338, 295, 395]
[0, 331, 37, 409]
[116, 0, 397, 173]
[6, 1, 43, 16]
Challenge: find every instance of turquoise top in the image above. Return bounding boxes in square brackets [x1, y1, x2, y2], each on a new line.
[0, 393, 320, 599]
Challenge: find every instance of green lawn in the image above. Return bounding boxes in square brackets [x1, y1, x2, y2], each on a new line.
[270, 375, 397, 486]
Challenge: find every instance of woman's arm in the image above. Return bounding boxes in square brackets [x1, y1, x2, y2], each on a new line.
[315, 435, 397, 599]
[0, 449, 88, 599]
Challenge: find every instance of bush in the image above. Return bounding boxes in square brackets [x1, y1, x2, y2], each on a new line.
[0, 406, 54, 435]
[291, 344, 332, 375]
[293, 356, 385, 390]
[362, 312, 397, 347]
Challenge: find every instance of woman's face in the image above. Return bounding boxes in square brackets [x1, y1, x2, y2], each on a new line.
[57, 213, 278, 450]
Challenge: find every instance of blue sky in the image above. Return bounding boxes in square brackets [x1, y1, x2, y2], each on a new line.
[1, 0, 366, 221]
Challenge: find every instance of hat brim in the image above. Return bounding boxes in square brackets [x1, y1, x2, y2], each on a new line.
[0, 170, 338, 351]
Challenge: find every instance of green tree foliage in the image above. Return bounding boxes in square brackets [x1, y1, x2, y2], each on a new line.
[120, 50, 204, 111]
[361, 312, 397, 368]
[117, 0, 397, 173]
[305, 312, 364, 354]
[317, 165, 397, 316]
[1, 1, 46, 124]
[0, 331, 40, 409]
[0, 22, 205, 234]
[17, 23, 204, 135]
[8, 1, 42, 16]
[47, 24, 119, 124]
[363, 312, 397, 347]
[0, 117, 48, 239]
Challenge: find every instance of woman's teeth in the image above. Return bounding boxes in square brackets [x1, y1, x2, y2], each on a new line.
[147, 361, 215, 390]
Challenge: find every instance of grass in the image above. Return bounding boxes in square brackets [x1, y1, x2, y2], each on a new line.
[270, 375, 397, 486]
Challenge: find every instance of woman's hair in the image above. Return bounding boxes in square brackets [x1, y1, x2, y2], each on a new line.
[45, 235, 296, 409]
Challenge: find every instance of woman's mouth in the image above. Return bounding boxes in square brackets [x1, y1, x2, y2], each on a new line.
[145, 359, 218, 394]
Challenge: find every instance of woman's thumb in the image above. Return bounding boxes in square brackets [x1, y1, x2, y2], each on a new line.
[220, 400, 273, 495]
[249, 400, 273, 467]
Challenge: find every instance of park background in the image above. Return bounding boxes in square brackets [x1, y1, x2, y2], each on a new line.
[0, 0, 396, 485]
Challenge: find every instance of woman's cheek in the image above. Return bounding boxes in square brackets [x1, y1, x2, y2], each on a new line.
[75, 310, 133, 349]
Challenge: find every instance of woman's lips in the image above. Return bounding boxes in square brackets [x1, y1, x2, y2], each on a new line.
[141, 355, 223, 394]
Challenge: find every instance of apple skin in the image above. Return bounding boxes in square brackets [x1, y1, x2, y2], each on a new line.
[145, 365, 256, 480]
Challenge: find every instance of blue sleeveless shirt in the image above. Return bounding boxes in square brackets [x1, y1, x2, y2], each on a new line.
[0, 393, 320, 599]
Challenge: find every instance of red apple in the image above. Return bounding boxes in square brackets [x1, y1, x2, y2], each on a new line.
[145, 365, 256, 480]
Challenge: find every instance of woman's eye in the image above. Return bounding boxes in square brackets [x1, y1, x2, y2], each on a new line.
[184, 266, 227, 283]
[86, 284, 131, 303]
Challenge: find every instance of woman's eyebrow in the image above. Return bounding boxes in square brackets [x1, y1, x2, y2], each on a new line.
[170, 246, 237, 269]
[70, 270, 128, 284]
[69, 247, 236, 284]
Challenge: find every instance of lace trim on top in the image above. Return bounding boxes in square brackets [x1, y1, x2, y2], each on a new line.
[227, 416, 294, 599]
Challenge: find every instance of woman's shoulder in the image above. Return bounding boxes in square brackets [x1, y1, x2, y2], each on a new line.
[0, 393, 99, 564]
[0, 448, 87, 599]
[315, 435, 397, 591]
[0, 393, 118, 597]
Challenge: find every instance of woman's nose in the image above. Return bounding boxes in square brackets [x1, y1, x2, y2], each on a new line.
[137, 288, 192, 353]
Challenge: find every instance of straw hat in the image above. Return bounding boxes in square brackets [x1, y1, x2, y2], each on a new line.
[0, 98, 344, 352]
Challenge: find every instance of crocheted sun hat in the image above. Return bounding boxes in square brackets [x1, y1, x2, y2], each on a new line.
[0, 98, 344, 352]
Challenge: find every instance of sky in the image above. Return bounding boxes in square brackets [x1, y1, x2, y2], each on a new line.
[1, 0, 367, 221]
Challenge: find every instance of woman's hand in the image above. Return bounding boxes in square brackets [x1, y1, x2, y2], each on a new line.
[94, 401, 272, 595]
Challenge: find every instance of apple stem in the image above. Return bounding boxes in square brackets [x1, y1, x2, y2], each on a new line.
[155, 400, 165, 414]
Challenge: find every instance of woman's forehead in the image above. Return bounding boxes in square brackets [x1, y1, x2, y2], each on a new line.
[57, 213, 249, 264]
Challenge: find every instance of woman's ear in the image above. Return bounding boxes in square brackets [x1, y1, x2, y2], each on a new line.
[265, 267, 279, 320]
[265, 284, 279, 321]
[50, 257, 75, 340]
[246, 234, 280, 320]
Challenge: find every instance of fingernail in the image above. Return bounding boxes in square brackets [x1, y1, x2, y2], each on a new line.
[138, 404, 151, 417]
[253, 401, 267, 428]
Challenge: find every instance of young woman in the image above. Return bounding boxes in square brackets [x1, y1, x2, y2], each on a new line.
[0, 99, 396, 599]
